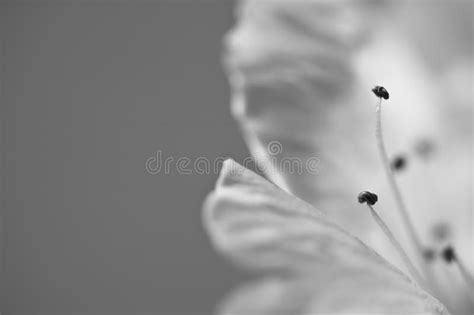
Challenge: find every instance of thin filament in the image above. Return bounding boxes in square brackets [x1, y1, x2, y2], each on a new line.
[455, 256, 474, 292]
[367, 204, 425, 286]
[375, 99, 425, 263]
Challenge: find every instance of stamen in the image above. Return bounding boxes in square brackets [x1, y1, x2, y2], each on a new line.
[373, 89, 425, 266]
[391, 155, 407, 172]
[431, 222, 452, 242]
[357, 191, 378, 205]
[372, 86, 389, 99]
[414, 138, 435, 160]
[359, 191, 425, 285]
[441, 246, 455, 263]
[422, 248, 436, 262]
[441, 246, 474, 290]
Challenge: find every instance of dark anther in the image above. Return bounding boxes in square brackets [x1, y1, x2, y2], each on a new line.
[372, 86, 389, 100]
[423, 248, 436, 262]
[441, 246, 456, 263]
[358, 191, 378, 206]
[391, 155, 407, 171]
[415, 139, 435, 159]
[431, 223, 451, 242]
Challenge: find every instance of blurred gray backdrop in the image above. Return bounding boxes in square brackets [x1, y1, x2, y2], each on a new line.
[1, 1, 248, 314]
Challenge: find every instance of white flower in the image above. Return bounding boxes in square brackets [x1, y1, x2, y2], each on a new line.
[204, 1, 472, 314]
[203, 159, 449, 314]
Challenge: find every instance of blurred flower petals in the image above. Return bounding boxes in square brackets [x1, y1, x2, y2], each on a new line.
[204, 159, 449, 315]
[220, 275, 448, 315]
[223, 1, 382, 237]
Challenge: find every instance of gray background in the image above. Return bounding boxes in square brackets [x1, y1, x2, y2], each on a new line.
[1, 1, 248, 314]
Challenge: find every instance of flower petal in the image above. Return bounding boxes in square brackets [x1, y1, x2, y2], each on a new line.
[224, 0, 473, 284]
[224, 0, 386, 238]
[205, 159, 387, 273]
[204, 159, 449, 314]
[219, 275, 448, 315]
